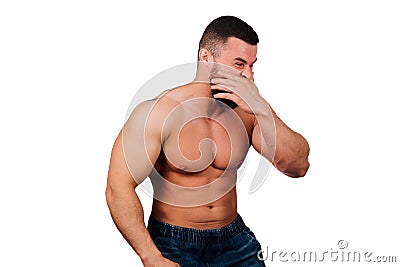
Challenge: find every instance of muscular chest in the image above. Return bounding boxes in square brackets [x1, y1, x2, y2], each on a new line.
[162, 115, 251, 172]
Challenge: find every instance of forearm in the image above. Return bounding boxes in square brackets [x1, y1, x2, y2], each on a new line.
[255, 100, 310, 177]
[253, 100, 276, 162]
[273, 113, 310, 177]
[106, 186, 161, 264]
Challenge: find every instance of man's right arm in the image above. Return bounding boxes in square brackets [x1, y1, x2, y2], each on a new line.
[105, 100, 179, 266]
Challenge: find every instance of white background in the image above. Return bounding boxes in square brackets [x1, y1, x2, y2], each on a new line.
[1, 0, 399, 266]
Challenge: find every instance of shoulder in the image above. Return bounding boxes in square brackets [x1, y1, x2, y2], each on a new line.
[129, 89, 181, 119]
[125, 89, 183, 139]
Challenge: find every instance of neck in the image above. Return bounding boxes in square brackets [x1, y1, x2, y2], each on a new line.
[185, 82, 233, 117]
[194, 61, 215, 84]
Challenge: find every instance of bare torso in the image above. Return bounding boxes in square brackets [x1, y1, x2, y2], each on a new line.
[149, 83, 255, 229]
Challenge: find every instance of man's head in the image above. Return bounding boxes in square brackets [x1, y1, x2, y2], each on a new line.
[198, 16, 259, 80]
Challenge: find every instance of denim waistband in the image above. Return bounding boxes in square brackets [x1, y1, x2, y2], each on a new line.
[147, 214, 247, 244]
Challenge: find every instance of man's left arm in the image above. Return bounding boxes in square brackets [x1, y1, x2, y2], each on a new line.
[251, 103, 310, 177]
[211, 70, 310, 177]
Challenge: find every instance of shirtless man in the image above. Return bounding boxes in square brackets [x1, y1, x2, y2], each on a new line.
[106, 16, 310, 267]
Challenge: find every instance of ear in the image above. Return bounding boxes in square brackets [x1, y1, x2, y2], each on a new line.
[198, 48, 214, 62]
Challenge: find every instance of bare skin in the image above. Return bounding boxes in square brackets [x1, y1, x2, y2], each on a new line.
[106, 37, 310, 266]
[149, 82, 254, 229]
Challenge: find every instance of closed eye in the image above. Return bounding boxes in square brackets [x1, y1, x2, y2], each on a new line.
[235, 62, 245, 68]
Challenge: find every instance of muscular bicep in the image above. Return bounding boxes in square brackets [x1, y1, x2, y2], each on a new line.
[122, 101, 164, 185]
[107, 130, 137, 190]
[251, 123, 263, 156]
[107, 101, 163, 190]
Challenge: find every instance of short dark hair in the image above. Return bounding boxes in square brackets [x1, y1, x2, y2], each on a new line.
[198, 16, 259, 58]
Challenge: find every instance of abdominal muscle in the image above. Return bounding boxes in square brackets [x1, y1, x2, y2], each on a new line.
[150, 164, 239, 229]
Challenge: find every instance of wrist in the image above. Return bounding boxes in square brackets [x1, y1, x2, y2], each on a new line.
[140, 248, 163, 265]
[252, 98, 271, 117]
[136, 237, 163, 264]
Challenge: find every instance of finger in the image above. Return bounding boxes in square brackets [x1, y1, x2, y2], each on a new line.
[214, 70, 242, 81]
[210, 62, 240, 76]
[210, 77, 238, 88]
[210, 84, 233, 93]
[211, 83, 243, 96]
[213, 93, 241, 104]
[212, 92, 232, 98]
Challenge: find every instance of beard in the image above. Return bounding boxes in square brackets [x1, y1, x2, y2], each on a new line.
[211, 89, 238, 109]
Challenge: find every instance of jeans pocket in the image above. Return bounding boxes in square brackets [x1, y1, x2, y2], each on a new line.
[243, 228, 263, 250]
[244, 228, 256, 240]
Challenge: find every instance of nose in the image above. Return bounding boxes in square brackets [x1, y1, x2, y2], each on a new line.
[242, 66, 254, 81]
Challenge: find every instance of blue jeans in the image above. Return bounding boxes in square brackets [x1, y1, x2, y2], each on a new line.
[147, 214, 266, 267]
